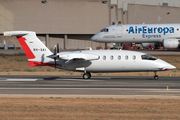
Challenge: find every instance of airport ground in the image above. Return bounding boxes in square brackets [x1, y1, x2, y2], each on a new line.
[0, 97, 179, 120]
[0, 51, 180, 120]
[0, 75, 180, 120]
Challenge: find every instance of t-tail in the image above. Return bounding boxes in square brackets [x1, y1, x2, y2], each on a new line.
[4, 31, 55, 66]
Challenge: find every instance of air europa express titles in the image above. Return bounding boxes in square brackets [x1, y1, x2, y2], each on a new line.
[128, 26, 174, 35]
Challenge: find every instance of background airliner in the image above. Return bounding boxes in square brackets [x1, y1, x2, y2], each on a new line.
[4, 31, 176, 80]
[91, 23, 180, 49]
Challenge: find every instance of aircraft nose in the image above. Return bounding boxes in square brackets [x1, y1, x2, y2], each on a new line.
[159, 60, 176, 70]
[91, 34, 98, 41]
[157, 59, 176, 70]
[162, 65, 176, 70]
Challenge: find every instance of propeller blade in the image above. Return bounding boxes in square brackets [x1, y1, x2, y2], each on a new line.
[57, 43, 59, 53]
[53, 44, 57, 69]
[54, 45, 56, 55]
[54, 58, 56, 69]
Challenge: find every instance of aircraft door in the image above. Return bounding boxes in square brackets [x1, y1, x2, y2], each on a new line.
[116, 25, 122, 37]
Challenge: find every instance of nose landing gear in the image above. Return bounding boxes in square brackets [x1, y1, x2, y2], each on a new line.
[154, 71, 158, 80]
[83, 72, 91, 79]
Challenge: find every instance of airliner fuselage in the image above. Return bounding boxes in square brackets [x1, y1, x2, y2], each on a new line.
[91, 24, 180, 49]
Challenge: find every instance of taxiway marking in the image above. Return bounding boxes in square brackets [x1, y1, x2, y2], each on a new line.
[6, 79, 37, 81]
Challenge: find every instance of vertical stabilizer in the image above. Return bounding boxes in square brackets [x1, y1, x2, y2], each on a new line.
[4, 31, 54, 66]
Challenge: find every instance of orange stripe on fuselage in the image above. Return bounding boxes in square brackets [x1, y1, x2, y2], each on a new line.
[17, 36, 35, 59]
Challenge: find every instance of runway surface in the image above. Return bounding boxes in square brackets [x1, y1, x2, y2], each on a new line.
[0, 75, 180, 98]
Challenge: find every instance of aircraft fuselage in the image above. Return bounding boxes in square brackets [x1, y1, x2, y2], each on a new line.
[91, 24, 180, 43]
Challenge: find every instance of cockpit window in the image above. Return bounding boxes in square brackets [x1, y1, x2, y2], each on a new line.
[100, 28, 109, 32]
[141, 54, 157, 60]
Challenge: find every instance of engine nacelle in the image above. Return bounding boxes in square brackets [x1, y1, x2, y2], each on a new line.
[162, 39, 180, 49]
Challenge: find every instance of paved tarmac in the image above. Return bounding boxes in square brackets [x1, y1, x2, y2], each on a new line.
[0, 75, 180, 98]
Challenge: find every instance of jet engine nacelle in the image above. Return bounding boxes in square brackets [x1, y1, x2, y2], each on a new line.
[162, 39, 180, 49]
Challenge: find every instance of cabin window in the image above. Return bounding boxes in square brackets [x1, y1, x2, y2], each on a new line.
[141, 54, 157, 60]
[126, 29, 128, 32]
[132, 55, 136, 60]
[110, 56, 114, 60]
[118, 55, 121, 60]
[177, 28, 179, 31]
[103, 56, 106, 60]
[125, 55, 128, 60]
[100, 28, 109, 32]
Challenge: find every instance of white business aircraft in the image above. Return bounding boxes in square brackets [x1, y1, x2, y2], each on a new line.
[91, 23, 180, 49]
[4, 31, 176, 80]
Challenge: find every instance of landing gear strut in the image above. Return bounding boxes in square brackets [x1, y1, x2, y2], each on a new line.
[83, 72, 91, 79]
[154, 71, 158, 80]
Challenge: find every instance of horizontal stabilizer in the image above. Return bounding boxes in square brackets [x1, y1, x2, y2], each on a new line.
[4, 31, 29, 36]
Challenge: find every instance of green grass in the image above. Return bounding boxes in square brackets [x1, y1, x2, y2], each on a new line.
[24, 69, 36, 72]
[47, 69, 52, 72]
[0, 54, 7, 59]
[13, 69, 21, 71]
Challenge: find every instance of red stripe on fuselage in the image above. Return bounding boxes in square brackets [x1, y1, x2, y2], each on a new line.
[29, 61, 62, 67]
[17, 36, 35, 59]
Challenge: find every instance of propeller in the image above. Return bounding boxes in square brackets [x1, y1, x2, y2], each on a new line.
[53, 43, 60, 69]
[57, 43, 59, 53]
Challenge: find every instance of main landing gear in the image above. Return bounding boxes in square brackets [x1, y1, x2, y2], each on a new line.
[83, 72, 91, 79]
[154, 71, 158, 80]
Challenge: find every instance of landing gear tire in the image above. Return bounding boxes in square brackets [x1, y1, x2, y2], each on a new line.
[154, 75, 158, 80]
[153, 71, 158, 80]
[83, 72, 91, 79]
